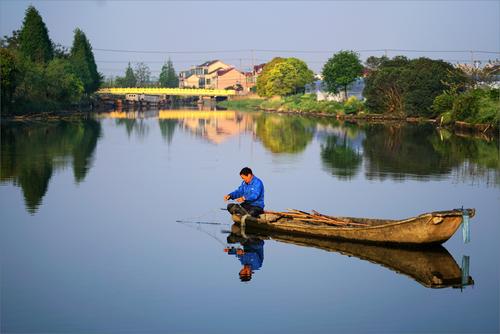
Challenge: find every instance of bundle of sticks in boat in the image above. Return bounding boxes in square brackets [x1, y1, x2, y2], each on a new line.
[265, 209, 367, 227]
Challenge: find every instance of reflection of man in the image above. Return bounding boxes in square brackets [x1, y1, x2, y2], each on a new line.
[224, 167, 264, 218]
[226, 227, 264, 282]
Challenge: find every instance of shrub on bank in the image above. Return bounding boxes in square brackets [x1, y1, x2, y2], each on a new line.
[433, 88, 499, 125]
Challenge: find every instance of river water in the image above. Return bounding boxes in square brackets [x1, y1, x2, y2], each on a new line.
[1, 108, 499, 333]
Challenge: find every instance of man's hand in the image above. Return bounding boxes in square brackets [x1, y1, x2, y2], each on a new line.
[224, 194, 231, 202]
[236, 196, 245, 203]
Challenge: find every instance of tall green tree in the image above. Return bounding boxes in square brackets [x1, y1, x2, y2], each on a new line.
[0, 48, 20, 111]
[18, 6, 53, 63]
[265, 61, 300, 97]
[256, 57, 285, 96]
[115, 62, 137, 87]
[159, 58, 179, 88]
[45, 58, 84, 103]
[69, 28, 101, 94]
[134, 62, 151, 87]
[285, 58, 315, 94]
[124, 62, 136, 87]
[322, 50, 363, 100]
[363, 56, 468, 117]
[256, 57, 314, 97]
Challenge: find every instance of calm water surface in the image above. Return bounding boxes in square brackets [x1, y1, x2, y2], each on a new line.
[1, 109, 499, 333]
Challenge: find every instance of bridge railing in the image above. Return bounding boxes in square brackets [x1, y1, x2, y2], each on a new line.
[97, 87, 236, 97]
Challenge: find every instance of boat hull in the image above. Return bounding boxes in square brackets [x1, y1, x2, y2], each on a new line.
[228, 225, 473, 289]
[230, 209, 475, 245]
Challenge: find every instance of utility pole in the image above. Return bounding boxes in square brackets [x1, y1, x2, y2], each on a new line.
[251, 49, 256, 85]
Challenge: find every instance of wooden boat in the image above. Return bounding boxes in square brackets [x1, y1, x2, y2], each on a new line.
[228, 224, 474, 289]
[228, 206, 475, 245]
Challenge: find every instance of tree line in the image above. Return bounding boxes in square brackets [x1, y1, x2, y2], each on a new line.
[254, 50, 499, 125]
[102, 59, 179, 88]
[0, 6, 101, 114]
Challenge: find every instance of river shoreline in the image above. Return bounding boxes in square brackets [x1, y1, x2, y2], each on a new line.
[237, 102, 499, 139]
[263, 108, 497, 139]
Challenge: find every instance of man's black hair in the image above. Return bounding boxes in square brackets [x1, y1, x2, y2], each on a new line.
[239, 167, 253, 176]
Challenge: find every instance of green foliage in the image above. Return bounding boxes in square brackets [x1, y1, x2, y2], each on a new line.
[256, 57, 314, 97]
[363, 56, 468, 117]
[45, 58, 84, 103]
[13, 55, 48, 106]
[322, 50, 363, 98]
[365, 55, 389, 71]
[401, 58, 460, 117]
[265, 61, 300, 96]
[1, 29, 21, 49]
[453, 89, 499, 124]
[134, 62, 151, 87]
[228, 93, 365, 115]
[18, 6, 53, 63]
[0, 48, 20, 110]
[217, 98, 264, 110]
[256, 57, 285, 96]
[159, 58, 179, 88]
[286, 58, 315, 93]
[115, 62, 137, 87]
[432, 92, 455, 116]
[1, 6, 100, 114]
[70, 28, 101, 94]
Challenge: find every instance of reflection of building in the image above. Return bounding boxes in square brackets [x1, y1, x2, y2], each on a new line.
[159, 110, 254, 144]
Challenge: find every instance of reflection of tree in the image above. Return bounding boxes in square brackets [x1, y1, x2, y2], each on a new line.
[115, 118, 149, 139]
[362, 124, 499, 184]
[362, 124, 454, 181]
[321, 134, 362, 180]
[17, 160, 53, 214]
[72, 120, 102, 183]
[431, 130, 499, 185]
[0, 120, 102, 213]
[158, 119, 178, 144]
[255, 114, 314, 154]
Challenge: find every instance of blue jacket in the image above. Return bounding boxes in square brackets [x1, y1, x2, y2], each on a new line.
[229, 176, 265, 208]
[236, 240, 265, 271]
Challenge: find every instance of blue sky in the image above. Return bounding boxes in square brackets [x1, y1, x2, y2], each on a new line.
[1, 1, 499, 77]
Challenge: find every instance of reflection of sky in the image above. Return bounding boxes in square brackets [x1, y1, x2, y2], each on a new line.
[1, 115, 499, 333]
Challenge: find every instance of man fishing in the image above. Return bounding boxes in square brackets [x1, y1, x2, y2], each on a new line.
[224, 167, 265, 218]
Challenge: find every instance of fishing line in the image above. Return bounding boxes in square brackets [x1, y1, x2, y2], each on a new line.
[176, 208, 232, 246]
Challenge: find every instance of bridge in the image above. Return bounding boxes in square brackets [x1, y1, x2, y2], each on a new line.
[97, 87, 236, 97]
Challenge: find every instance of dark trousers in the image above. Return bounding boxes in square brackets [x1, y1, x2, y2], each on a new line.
[227, 203, 264, 218]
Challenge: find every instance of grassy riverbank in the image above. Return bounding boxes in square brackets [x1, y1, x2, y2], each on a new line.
[219, 91, 499, 131]
[219, 94, 365, 115]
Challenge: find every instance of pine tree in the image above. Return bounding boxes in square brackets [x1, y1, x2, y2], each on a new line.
[69, 28, 101, 94]
[124, 62, 136, 87]
[18, 6, 53, 63]
[159, 58, 179, 88]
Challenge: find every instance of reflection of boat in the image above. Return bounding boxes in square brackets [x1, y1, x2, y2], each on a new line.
[230, 225, 473, 289]
[228, 207, 475, 245]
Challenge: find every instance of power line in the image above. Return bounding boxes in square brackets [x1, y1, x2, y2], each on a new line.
[87, 47, 500, 55]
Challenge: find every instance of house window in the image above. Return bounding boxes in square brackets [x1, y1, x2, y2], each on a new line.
[206, 78, 211, 85]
